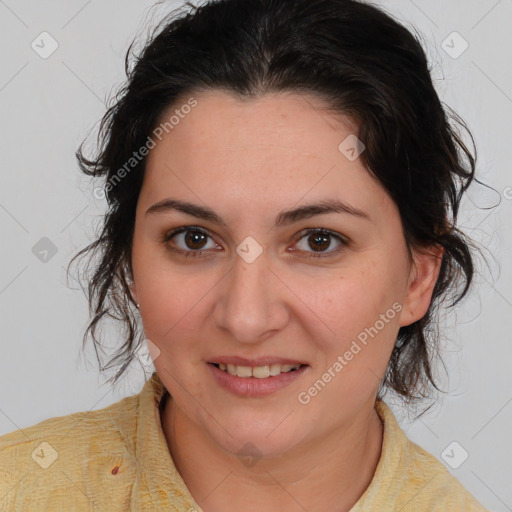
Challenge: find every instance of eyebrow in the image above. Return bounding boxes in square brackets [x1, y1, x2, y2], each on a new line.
[145, 198, 371, 226]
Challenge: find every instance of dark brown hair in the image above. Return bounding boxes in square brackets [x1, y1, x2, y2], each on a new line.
[68, 0, 480, 405]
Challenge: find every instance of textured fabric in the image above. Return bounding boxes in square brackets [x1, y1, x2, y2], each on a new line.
[0, 372, 489, 511]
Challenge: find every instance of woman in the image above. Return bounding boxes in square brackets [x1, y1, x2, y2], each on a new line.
[0, 0, 491, 510]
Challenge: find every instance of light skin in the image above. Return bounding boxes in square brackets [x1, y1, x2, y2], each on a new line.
[129, 90, 443, 512]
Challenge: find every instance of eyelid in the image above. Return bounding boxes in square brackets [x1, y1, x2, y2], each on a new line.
[293, 227, 348, 244]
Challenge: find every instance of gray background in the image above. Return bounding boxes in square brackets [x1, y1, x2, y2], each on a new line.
[0, 0, 511, 510]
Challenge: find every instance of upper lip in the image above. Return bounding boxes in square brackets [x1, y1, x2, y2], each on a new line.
[209, 356, 307, 366]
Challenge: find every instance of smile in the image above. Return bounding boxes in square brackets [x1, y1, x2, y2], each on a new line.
[212, 362, 302, 378]
[207, 361, 309, 397]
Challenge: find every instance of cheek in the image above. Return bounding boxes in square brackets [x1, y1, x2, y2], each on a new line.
[132, 230, 201, 298]
[140, 268, 211, 401]
[138, 273, 207, 341]
[306, 263, 404, 338]
[294, 262, 405, 391]
[131, 243, 210, 349]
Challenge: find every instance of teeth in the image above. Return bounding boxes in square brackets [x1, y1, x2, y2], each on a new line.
[236, 365, 252, 378]
[269, 364, 282, 376]
[252, 365, 270, 378]
[218, 363, 301, 378]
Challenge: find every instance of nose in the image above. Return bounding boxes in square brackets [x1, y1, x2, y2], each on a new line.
[213, 249, 290, 344]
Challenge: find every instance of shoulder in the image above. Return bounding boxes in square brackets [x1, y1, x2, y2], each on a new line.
[0, 392, 140, 511]
[402, 437, 489, 511]
[353, 401, 490, 512]
[0, 391, 140, 457]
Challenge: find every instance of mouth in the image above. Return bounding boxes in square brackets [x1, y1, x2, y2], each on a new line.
[207, 359, 309, 397]
[209, 362, 305, 379]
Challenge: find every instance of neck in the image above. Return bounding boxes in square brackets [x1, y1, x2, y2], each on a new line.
[161, 398, 383, 512]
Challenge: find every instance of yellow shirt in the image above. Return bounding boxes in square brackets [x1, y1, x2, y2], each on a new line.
[0, 372, 489, 511]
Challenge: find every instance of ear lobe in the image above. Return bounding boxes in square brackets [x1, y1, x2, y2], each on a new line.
[399, 245, 444, 327]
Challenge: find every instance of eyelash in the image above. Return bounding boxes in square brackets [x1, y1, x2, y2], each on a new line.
[161, 226, 348, 259]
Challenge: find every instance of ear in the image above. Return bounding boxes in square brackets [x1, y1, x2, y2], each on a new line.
[399, 244, 444, 327]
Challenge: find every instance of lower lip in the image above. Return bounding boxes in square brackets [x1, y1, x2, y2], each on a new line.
[207, 363, 309, 397]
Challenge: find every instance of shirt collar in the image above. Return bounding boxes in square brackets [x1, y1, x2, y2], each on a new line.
[134, 372, 403, 510]
[132, 371, 205, 511]
[348, 399, 406, 509]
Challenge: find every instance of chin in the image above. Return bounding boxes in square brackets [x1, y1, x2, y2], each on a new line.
[203, 412, 309, 460]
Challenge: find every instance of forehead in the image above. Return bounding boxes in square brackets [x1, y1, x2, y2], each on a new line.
[140, 90, 391, 220]
[152, 89, 358, 155]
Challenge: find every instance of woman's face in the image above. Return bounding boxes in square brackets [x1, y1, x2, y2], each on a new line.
[130, 90, 440, 456]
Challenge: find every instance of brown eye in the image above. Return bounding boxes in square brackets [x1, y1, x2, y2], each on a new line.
[163, 226, 220, 257]
[307, 232, 331, 251]
[183, 229, 209, 250]
[294, 229, 347, 258]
